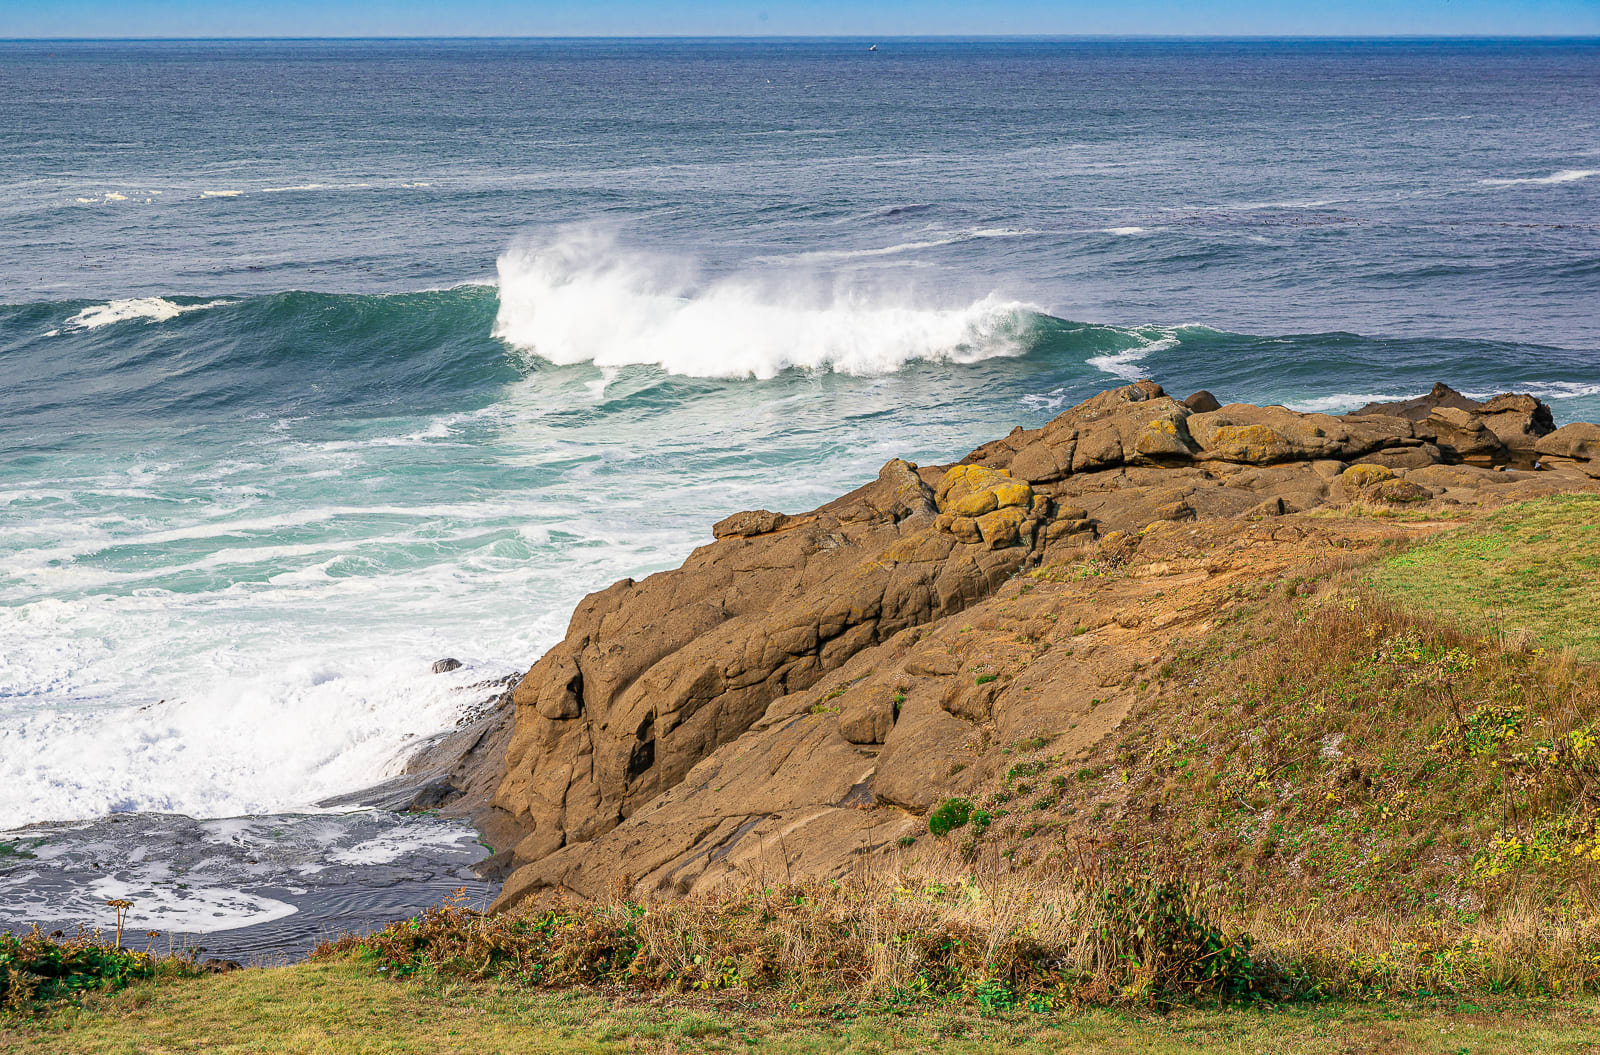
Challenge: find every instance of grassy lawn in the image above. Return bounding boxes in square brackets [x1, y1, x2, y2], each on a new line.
[4, 959, 1600, 1055]
[1371, 494, 1600, 661]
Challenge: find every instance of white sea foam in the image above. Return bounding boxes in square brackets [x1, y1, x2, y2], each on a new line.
[761, 227, 1040, 266]
[261, 182, 373, 192]
[1085, 330, 1181, 380]
[63, 297, 229, 331]
[328, 827, 477, 866]
[1519, 381, 1600, 400]
[492, 228, 1044, 378]
[0, 428, 692, 828]
[769, 236, 967, 264]
[0, 617, 506, 824]
[1282, 393, 1405, 414]
[1480, 169, 1598, 187]
[203, 189, 244, 197]
[0, 872, 298, 932]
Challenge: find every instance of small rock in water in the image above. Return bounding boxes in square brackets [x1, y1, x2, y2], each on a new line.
[431, 658, 463, 674]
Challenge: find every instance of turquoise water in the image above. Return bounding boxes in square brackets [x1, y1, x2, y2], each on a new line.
[1, 39, 1597, 828]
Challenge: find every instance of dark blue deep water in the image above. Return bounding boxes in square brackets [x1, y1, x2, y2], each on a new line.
[1, 38, 1597, 832]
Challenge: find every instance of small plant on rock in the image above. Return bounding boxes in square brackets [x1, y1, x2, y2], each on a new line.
[928, 797, 974, 837]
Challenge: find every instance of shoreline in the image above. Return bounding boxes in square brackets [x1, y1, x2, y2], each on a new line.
[0, 674, 519, 963]
[7, 379, 1600, 963]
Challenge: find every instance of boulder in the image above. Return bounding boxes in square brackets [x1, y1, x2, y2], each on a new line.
[713, 509, 798, 539]
[1537, 423, 1600, 465]
[1188, 405, 1347, 464]
[1422, 407, 1506, 465]
[1353, 383, 1553, 464]
[1353, 382, 1483, 421]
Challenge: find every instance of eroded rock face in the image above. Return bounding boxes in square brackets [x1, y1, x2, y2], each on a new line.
[490, 458, 1037, 873]
[1537, 423, 1600, 477]
[484, 381, 1597, 910]
[1354, 383, 1555, 465]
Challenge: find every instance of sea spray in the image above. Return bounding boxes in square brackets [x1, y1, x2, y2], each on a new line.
[490, 227, 1048, 378]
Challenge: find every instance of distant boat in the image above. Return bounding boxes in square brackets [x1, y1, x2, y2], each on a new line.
[868, 44, 877, 51]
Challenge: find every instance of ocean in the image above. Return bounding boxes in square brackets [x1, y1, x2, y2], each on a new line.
[1, 37, 1597, 950]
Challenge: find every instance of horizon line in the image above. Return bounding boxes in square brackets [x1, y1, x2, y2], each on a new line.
[4, 33, 1599, 43]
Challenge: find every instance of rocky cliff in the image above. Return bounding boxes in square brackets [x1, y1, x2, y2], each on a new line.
[455, 381, 1600, 910]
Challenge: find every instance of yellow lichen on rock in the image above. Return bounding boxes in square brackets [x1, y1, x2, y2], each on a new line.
[1133, 416, 1194, 459]
[1342, 463, 1397, 488]
[1207, 423, 1289, 463]
[935, 464, 1000, 506]
[936, 464, 1032, 512]
[934, 464, 1039, 549]
[992, 481, 1033, 509]
[1340, 463, 1433, 503]
[949, 489, 999, 517]
[976, 505, 1027, 548]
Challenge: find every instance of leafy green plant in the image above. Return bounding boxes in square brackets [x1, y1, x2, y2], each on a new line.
[973, 977, 1016, 1014]
[928, 798, 974, 837]
[1, 927, 201, 1016]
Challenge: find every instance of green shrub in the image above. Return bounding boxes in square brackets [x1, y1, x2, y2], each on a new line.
[1, 927, 201, 1016]
[928, 798, 974, 837]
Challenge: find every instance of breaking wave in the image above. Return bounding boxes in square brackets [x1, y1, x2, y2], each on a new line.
[490, 229, 1049, 378]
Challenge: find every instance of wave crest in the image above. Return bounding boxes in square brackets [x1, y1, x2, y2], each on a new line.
[490, 229, 1045, 378]
[1480, 169, 1597, 187]
[63, 296, 230, 332]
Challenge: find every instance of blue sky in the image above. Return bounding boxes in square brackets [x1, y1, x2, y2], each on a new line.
[2, 0, 1597, 39]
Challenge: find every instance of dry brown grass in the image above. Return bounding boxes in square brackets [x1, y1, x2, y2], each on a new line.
[959, 527, 1600, 998]
[317, 846, 1267, 1010]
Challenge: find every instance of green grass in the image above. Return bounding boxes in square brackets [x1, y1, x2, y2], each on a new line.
[1372, 494, 1600, 661]
[7, 960, 1600, 1054]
